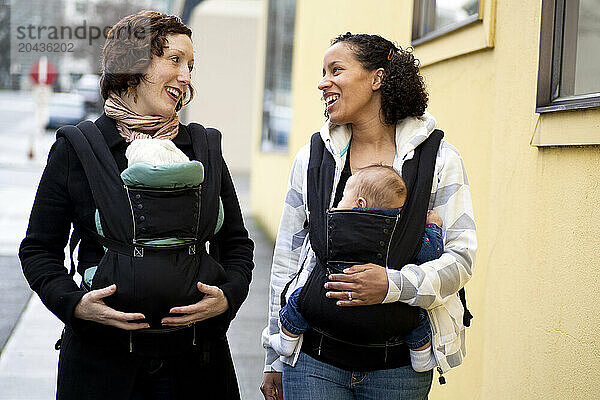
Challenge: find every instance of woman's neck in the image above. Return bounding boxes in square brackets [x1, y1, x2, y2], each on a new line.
[348, 118, 397, 170]
[119, 91, 143, 115]
[350, 117, 396, 149]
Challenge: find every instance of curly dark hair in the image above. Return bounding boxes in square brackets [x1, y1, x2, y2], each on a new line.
[100, 10, 194, 111]
[331, 32, 428, 125]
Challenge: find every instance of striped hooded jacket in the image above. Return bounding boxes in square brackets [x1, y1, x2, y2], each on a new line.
[262, 112, 477, 374]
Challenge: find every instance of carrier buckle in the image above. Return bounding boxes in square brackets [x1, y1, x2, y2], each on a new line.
[134, 247, 144, 258]
[188, 244, 196, 255]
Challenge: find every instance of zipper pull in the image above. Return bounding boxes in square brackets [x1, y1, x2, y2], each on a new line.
[317, 332, 324, 356]
[192, 323, 197, 346]
[384, 341, 388, 363]
[437, 367, 446, 384]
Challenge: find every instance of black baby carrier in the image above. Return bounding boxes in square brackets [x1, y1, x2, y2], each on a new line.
[294, 129, 471, 371]
[58, 121, 226, 339]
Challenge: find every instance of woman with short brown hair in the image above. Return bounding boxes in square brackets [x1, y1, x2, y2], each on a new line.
[20, 11, 253, 399]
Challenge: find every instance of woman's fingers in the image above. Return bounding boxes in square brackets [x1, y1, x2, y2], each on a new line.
[88, 284, 117, 300]
[81, 282, 229, 328]
[325, 278, 354, 288]
[341, 265, 371, 274]
[74, 284, 149, 330]
[162, 284, 229, 326]
[196, 281, 219, 295]
[108, 319, 150, 331]
[325, 263, 389, 306]
[110, 310, 146, 322]
[327, 273, 352, 282]
[260, 372, 283, 400]
[335, 298, 368, 307]
[161, 313, 196, 326]
[327, 263, 374, 282]
[97, 307, 148, 329]
[168, 303, 202, 315]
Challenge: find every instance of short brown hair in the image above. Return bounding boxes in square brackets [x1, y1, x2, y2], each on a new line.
[351, 164, 407, 208]
[100, 10, 194, 111]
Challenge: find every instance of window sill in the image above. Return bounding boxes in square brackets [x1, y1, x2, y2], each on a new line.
[530, 107, 600, 147]
[412, 0, 496, 67]
[536, 94, 600, 114]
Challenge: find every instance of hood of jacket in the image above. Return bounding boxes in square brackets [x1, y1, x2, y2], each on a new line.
[318, 112, 437, 169]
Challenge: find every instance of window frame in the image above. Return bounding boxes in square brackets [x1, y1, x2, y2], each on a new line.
[536, 0, 600, 113]
[259, 0, 296, 153]
[411, 0, 481, 46]
[410, 0, 495, 68]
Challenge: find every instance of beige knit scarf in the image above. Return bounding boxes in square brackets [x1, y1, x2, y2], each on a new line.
[104, 93, 179, 142]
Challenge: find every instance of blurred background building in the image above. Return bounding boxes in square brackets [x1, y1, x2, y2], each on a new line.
[250, 0, 600, 399]
[2, 0, 181, 92]
[182, 0, 262, 174]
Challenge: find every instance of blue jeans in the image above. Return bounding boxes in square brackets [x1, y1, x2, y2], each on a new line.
[283, 352, 433, 400]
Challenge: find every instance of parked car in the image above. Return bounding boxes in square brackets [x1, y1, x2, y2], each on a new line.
[46, 93, 87, 129]
[74, 74, 101, 113]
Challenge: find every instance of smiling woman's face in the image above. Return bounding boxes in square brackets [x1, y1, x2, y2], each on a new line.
[129, 34, 194, 117]
[317, 42, 380, 125]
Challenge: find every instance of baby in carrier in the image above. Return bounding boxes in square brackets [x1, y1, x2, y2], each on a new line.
[86, 138, 225, 327]
[119, 137, 222, 241]
[270, 165, 443, 372]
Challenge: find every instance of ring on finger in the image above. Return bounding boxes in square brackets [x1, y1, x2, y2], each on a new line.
[347, 291, 352, 301]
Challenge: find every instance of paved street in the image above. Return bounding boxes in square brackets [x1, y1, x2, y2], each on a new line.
[0, 90, 273, 400]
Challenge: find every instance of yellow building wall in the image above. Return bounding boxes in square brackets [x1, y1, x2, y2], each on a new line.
[251, 1, 600, 398]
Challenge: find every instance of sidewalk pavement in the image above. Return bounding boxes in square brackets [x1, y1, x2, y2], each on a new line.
[0, 117, 273, 399]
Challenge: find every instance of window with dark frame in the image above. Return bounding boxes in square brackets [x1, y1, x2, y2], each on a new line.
[260, 0, 296, 152]
[412, 0, 480, 45]
[536, 0, 600, 113]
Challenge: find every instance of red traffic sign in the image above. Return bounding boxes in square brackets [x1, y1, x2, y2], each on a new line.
[29, 57, 58, 85]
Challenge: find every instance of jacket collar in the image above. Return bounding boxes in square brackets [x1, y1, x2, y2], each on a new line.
[318, 112, 437, 163]
[94, 112, 191, 149]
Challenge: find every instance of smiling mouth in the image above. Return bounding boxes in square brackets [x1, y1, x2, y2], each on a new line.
[165, 87, 182, 102]
[324, 94, 340, 110]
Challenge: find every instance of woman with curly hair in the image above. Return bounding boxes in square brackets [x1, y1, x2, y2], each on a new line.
[20, 10, 253, 399]
[261, 33, 476, 399]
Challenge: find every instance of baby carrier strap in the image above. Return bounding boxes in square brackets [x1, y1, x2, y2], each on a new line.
[306, 133, 336, 263]
[307, 129, 444, 268]
[187, 124, 223, 242]
[58, 121, 133, 243]
[390, 129, 444, 266]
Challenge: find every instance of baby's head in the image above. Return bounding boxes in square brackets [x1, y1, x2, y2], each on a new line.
[337, 164, 407, 210]
[125, 138, 189, 167]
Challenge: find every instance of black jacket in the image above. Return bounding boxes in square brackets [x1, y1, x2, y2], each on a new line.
[19, 114, 254, 399]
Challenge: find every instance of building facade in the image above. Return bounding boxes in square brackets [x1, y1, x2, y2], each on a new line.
[184, 0, 262, 174]
[250, 1, 600, 398]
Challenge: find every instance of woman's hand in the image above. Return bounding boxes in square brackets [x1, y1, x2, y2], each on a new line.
[260, 372, 283, 400]
[325, 263, 389, 306]
[426, 210, 443, 226]
[161, 282, 229, 327]
[74, 284, 149, 330]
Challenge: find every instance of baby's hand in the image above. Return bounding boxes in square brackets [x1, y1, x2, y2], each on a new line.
[426, 210, 443, 227]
